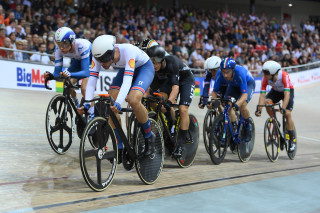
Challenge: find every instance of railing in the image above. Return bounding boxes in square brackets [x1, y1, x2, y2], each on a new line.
[1, 46, 320, 77]
[0, 46, 55, 65]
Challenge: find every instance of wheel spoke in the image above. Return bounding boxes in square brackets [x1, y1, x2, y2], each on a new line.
[102, 150, 116, 160]
[50, 123, 62, 133]
[84, 148, 98, 158]
[96, 158, 102, 185]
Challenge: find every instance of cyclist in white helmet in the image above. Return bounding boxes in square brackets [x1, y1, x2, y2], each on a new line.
[44, 27, 92, 107]
[78, 35, 156, 158]
[199, 56, 227, 109]
[255, 60, 296, 152]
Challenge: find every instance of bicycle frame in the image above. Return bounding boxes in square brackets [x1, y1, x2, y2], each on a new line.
[221, 103, 244, 145]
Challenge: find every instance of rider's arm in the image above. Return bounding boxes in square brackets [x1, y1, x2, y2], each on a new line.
[281, 72, 291, 110]
[169, 85, 179, 103]
[168, 57, 180, 103]
[258, 77, 268, 112]
[53, 48, 63, 77]
[236, 69, 248, 107]
[202, 71, 212, 97]
[68, 56, 91, 79]
[85, 58, 101, 104]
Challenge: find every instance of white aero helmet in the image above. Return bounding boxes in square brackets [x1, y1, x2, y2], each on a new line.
[55, 27, 76, 44]
[204, 56, 222, 70]
[92, 35, 116, 62]
[262, 60, 281, 75]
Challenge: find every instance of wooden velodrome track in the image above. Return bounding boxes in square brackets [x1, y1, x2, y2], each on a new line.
[0, 83, 320, 212]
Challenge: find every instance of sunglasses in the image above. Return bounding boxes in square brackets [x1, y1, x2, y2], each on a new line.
[151, 57, 163, 64]
[95, 49, 114, 63]
[208, 68, 219, 73]
[56, 41, 71, 49]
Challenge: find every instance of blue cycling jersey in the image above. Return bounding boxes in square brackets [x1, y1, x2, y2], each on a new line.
[213, 65, 254, 94]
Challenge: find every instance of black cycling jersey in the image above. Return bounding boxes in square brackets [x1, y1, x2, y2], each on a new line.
[155, 55, 193, 85]
[151, 55, 195, 106]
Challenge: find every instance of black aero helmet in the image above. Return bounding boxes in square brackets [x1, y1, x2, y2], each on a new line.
[146, 45, 166, 63]
[140, 38, 159, 51]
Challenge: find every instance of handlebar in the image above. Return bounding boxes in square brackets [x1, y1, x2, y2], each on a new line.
[44, 72, 80, 90]
[256, 103, 281, 112]
[143, 93, 179, 108]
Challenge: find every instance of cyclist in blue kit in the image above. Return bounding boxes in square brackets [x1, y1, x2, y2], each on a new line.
[44, 27, 91, 107]
[210, 57, 256, 142]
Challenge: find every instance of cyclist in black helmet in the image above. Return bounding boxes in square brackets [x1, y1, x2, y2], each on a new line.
[145, 45, 195, 158]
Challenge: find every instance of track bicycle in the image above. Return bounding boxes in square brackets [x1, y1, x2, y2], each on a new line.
[129, 93, 199, 168]
[257, 103, 297, 162]
[45, 74, 87, 154]
[209, 98, 255, 164]
[80, 94, 164, 192]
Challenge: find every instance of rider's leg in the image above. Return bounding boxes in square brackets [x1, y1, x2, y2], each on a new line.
[80, 77, 89, 98]
[285, 89, 295, 152]
[69, 78, 79, 107]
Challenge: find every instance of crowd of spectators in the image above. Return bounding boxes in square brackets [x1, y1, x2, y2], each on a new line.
[0, 0, 320, 74]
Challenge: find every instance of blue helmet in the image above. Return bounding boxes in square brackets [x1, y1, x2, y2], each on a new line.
[55, 27, 76, 45]
[220, 57, 236, 70]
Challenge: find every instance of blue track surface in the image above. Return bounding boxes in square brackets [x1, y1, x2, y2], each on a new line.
[85, 171, 320, 213]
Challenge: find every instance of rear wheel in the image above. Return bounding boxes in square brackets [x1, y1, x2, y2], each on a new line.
[176, 114, 199, 168]
[135, 118, 164, 185]
[285, 127, 297, 160]
[264, 118, 280, 162]
[209, 114, 229, 165]
[79, 117, 118, 192]
[45, 94, 75, 154]
[237, 117, 255, 162]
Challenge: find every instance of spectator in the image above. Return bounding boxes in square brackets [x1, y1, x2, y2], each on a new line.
[14, 40, 23, 61]
[8, 32, 16, 49]
[0, 26, 5, 47]
[30, 43, 50, 64]
[4, 12, 14, 26]
[21, 39, 30, 60]
[6, 19, 16, 36]
[0, 37, 14, 59]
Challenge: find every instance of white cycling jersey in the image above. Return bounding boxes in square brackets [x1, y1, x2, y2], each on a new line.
[54, 39, 91, 67]
[86, 43, 150, 105]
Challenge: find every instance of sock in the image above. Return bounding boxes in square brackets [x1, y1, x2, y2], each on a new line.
[140, 119, 152, 138]
[288, 130, 294, 141]
[244, 118, 250, 127]
[113, 129, 123, 149]
[178, 129, 188, 146]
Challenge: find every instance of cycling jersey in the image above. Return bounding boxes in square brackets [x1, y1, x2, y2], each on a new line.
[260, 70, 294, 93]
[150, 55, 195, 106]
[202, 69, 228, 98]
[86, 43, 153, 105]
[54, 38, 92, 79]
[213, 65, 255, 94]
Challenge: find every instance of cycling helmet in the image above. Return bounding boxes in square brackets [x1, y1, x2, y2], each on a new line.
[220, 57, 236, 70]
[146, 45, 166, 63]
[92, 35, 116, 63]
[55, 27, 76, 48]
[205, 56, 222, 70]
[140, 39, 159, 51]
[262, 60, 281, 75]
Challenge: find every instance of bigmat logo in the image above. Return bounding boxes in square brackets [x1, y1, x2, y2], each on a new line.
[17, 67, 47, 88]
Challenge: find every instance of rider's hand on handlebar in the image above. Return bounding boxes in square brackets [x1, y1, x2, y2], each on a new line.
[60, 69, 71, 78]
[280, 108, 286, 115]
[111, 102, 121, 113]
[255, 110, 261, 117]
[78, 103, 90, 115]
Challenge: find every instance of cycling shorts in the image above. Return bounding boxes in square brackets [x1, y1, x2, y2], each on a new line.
[266, 89, 294, 111]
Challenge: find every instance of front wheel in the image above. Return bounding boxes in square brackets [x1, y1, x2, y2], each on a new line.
[135, 118, 164, 185]
[237, 117, 255, 162]
[79, 117, 118, 192]
[209, 114, 229, 165]
[45, 94, 75, 154]
[264, 118, 280, 162]
[203, 109, 217, 154]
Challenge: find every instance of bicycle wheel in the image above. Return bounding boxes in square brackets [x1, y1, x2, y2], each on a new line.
[175, 114, 199, 168]
[203, 109, 216, 154]
[264, 118, 280, 162]
[285, 127, 297, 160]
[135, 118, 164, 185]
[237, 117, 255, 162]
[45, 94, 75, 154]
[79, 117, 118, 192]
[209, 114, 229, 165]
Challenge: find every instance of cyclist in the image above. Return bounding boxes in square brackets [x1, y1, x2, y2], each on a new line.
[145, 45, 195, 158]
[78, 35, 156, 157]
[44, 27, 91, 107]
[211, 57, 256, 142]
[255, 60, 295, 152]
[137, 38, 170, 56]
[199, 56, 227, 112]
